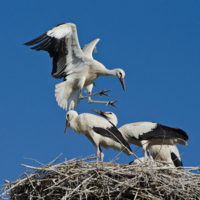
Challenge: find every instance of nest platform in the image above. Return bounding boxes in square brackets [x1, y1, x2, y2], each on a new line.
[0, 155, 200, 200]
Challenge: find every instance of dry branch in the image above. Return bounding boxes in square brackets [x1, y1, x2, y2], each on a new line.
[0, 155, 200, 200]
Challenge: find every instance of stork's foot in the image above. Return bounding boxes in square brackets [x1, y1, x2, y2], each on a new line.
[105, 100, 118, 108]
[79, 89, 111, 99]
[79, 94, 84, 99]
[99, 90, 111, 98]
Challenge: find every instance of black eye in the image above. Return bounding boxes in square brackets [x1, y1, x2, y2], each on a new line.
[109, 112, 112, 114]
[67, 114, 69, 118]
[119, 72, 122, 77]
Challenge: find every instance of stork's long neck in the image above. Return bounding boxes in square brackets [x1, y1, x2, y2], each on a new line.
[70, 117, 79, 133]
[108, 117, 118, 126]
[70, 115, 86, 135]
[99, 68, 116, 77]
[94, 60, 116, 77]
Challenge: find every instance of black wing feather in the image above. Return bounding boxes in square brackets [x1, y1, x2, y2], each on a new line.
[24, 33, 47, 46]
[52, 52, 67, 78]
[24, 33, 67, 56]
[24, 30, 68, 79]
[171, 152, 183, 167]
[31, 37, 53, 51]
[139, 124, 188, 141]
[93, 125, 132, 152]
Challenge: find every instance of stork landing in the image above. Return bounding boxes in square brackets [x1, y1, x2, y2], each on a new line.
[24, 23, 125, 110]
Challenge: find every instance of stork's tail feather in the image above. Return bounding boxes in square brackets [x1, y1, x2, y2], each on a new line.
[55, 81, 80, 110]
[177, 138, 188, 146]
[67, 90, 80, 110]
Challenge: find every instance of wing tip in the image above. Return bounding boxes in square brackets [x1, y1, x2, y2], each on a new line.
[23, 33, 47, 47]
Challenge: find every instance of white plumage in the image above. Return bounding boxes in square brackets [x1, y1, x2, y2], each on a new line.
[24, 23, 125, 110]
[118, 122, 188, 159]
[148, 145, 172, 164]
[148, 145, 183, 167]
[65, 110, 131, 162]
[131, 156, 153, 164]
[92, 110, 188, 160]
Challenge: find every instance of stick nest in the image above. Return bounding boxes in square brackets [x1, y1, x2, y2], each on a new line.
[1, 154, 200, 200]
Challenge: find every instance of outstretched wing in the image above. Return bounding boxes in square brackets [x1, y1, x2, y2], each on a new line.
[24, 23, 87, 79]
[81, 39, 99, 59]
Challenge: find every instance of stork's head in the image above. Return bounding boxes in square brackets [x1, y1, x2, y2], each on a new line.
[65, 110, 78, 134]
[114, 68, 125, 91]
[91, 109, 118, 126]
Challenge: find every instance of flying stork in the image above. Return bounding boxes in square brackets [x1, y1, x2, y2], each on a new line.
[64, 110, 132, 162]
[24, 23, 125, 110]
[148, 145, 183, 167]
[92, 110, 189, 160]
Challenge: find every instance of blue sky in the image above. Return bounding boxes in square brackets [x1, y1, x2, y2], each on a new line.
[1, 0, 200, 188]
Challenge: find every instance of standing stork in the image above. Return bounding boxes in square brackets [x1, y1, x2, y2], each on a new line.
[91, 110, 189, 160]
[24, 23, 125, 110]
[148, 145, 183, 167]
[64, 110, 132, 162]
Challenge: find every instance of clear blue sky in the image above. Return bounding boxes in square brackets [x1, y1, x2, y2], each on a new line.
[1, 0, 200, 187]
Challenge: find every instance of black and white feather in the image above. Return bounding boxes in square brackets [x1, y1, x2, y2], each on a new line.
[118, 122, 188, 158]
[148, 145, 183, 167]
[24, 23, 83, 79]
[92, 110, 189, 160]
[168, 145, 183, 167]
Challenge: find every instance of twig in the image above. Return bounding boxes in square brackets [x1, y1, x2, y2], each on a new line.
[134, 189, 139, 200]
[25, 173, 38, 195]
[65, 175, 94, 198]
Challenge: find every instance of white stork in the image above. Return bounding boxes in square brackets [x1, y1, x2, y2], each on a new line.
[118, 122, 188, 159]
[24, 23, 125, 110]
[64, 110, 132, 162]
[148, 145, 183, 167]
[91, 110, 189, 160]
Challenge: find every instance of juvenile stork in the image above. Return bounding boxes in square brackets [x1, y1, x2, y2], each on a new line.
[131, 156, 153, 164]
[92, 110, 188, 160]
[24, 23, 125, 110]
[148, 145, 183, 167]
[64, 110, 132, 162]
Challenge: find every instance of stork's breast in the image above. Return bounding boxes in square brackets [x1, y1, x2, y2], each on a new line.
[84, 72, 98, 86]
